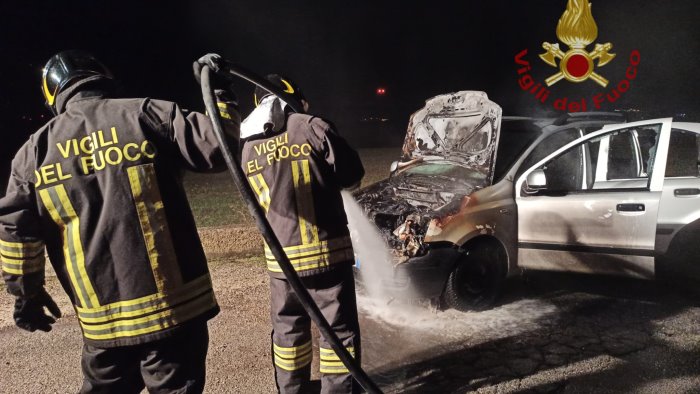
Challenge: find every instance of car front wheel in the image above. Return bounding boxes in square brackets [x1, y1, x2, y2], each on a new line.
[443, 242, 505, 312]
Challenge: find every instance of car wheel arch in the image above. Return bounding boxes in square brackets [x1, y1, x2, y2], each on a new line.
[440, 235, 509, 311]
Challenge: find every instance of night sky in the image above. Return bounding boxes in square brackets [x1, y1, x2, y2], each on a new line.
[1, 1, 698, 188]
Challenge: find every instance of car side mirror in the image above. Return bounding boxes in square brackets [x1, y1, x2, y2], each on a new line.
[525, 169, 547, 191]
[389, 161, 399, 175]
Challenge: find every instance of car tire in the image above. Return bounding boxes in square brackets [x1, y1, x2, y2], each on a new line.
[443, 242, 505, 312]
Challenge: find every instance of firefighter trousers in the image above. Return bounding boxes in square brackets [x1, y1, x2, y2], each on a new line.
[79, 321, 209, 394]
[270, 264, 361, 394]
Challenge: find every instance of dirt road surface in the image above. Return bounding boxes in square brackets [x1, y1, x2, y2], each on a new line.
[1, 227, 700, 393]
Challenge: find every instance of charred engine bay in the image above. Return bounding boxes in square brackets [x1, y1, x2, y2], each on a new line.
[354, 173, 479, 252]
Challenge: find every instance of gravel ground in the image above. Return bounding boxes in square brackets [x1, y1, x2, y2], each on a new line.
[2, 243, 700, 393]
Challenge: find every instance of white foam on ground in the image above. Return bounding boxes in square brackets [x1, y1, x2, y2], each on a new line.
[342, 190, 558, 342]
[357, 294, 558, 342]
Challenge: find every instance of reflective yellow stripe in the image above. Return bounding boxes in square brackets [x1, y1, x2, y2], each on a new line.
[39, 188, 83, 305]
[1, 266, 24, 275]
[320, 347, 355, 360]
[217, 102, 232, 120]
[1, 254, 45, 275]
[0, 239, 43, 249]
[321, 361, 347, 368]
[127, 164, 182, 293]
[274, 352, 313, 371]
[272, 341, 313, 371]
[39, 186, 99, 308]
[264, 237, 353, 259]
[76, 274, 212, 323]
[0, 239, 45, 275]
[301, 161, 319, 244]
[273, 341, 312, 357]
[81, 289, 216, 340]
[291, 161, 308, 244]
[0, 248, 42, 259]
[77, 291, 160, 312]
[264, 237, 352, 254]
[268, 249, 352, 266]
[265, 244, 352, 261]
[291, 160, 319, 245]
[248, 175, 270, 212]
[56, 185, 99, 308]
[0, 240, 44, 258]
[320, 365, 350, 374]
[42, 75, 56, 106]
[319, 347, 354, 374]
[264, 236, 353, 272]
[266, 246, 353, 273]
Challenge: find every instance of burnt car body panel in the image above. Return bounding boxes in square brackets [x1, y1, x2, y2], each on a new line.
[401, 91, 502, 182]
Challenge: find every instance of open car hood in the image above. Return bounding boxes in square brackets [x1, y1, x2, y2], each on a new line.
[401, 91, 502, 182]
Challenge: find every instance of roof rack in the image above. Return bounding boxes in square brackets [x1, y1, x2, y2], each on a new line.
[552, 111, 626, 126]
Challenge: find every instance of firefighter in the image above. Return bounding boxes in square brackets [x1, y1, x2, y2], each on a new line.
[240, 75, 364, 393]
[0, 51, 239, 393]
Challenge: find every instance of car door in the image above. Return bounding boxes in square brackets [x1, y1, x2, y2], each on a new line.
[515, 118, 673, 279]
[655, 125, 700, 261]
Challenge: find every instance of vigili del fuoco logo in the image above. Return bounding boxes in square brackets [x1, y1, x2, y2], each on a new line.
[514, 0, 640, 112]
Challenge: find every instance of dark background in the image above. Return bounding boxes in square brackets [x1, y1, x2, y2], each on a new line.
[1, 0, 698, 188]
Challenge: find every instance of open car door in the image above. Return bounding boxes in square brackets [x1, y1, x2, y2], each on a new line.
[515, 118, 673, 278]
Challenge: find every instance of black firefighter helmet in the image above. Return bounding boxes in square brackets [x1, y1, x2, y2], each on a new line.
[254, 74, 307, 112]
[41, 50, 113, 114]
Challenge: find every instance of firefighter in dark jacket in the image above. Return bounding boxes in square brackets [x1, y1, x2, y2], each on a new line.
[0, 51, 239, 393]
[240, 75, 364, 394]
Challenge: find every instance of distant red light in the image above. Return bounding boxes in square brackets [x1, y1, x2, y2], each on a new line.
[376, 87, 386, 96]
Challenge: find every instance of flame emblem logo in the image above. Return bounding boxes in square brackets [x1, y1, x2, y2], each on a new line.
[540, 0, 616, 87]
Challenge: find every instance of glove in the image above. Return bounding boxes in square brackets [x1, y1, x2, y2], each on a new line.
[197, 53, 226, 73]
[13, 288, 61, 332]
[193, 53, 234, 91]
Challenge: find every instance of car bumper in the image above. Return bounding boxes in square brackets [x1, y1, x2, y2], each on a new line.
[355, 245, 461, 299]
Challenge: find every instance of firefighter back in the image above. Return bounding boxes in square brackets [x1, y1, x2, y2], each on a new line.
[241, 114, 363, 277]
[11, 93, 220, 347]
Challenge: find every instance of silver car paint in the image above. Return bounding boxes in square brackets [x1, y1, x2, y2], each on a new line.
[514, 118, 681, 278]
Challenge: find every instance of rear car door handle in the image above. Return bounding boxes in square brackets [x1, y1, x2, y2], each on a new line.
[617, 203, 645, 212]
[674, 188, 700, 197]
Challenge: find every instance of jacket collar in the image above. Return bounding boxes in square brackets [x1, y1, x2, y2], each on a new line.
[240, 95, 291, 139]
[55, 75, 112, 114]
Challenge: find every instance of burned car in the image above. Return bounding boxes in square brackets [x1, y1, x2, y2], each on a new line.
[354, 90, 700, 311]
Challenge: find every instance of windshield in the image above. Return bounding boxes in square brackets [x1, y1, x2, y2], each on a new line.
[402, 162, 488, 183]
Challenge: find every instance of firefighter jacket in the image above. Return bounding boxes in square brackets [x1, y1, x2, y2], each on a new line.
[0, 77, 239, 348]
[240, 108, 364, 278]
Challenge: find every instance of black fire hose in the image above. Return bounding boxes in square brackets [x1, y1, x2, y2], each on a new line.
[197, 64, 382, 394]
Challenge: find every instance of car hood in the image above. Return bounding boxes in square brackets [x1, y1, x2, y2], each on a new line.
[401, 91, 502, 182]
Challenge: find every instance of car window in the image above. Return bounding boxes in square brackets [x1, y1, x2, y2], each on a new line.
[544, 140, 587, 191]
[516, 128, 581, 179]
[666, 129, 700, 178]
[607, 132, 638, 179]
[526, 125, 661, 194]
[606, 126, 660, 180]
[636, 128, 658, 176]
